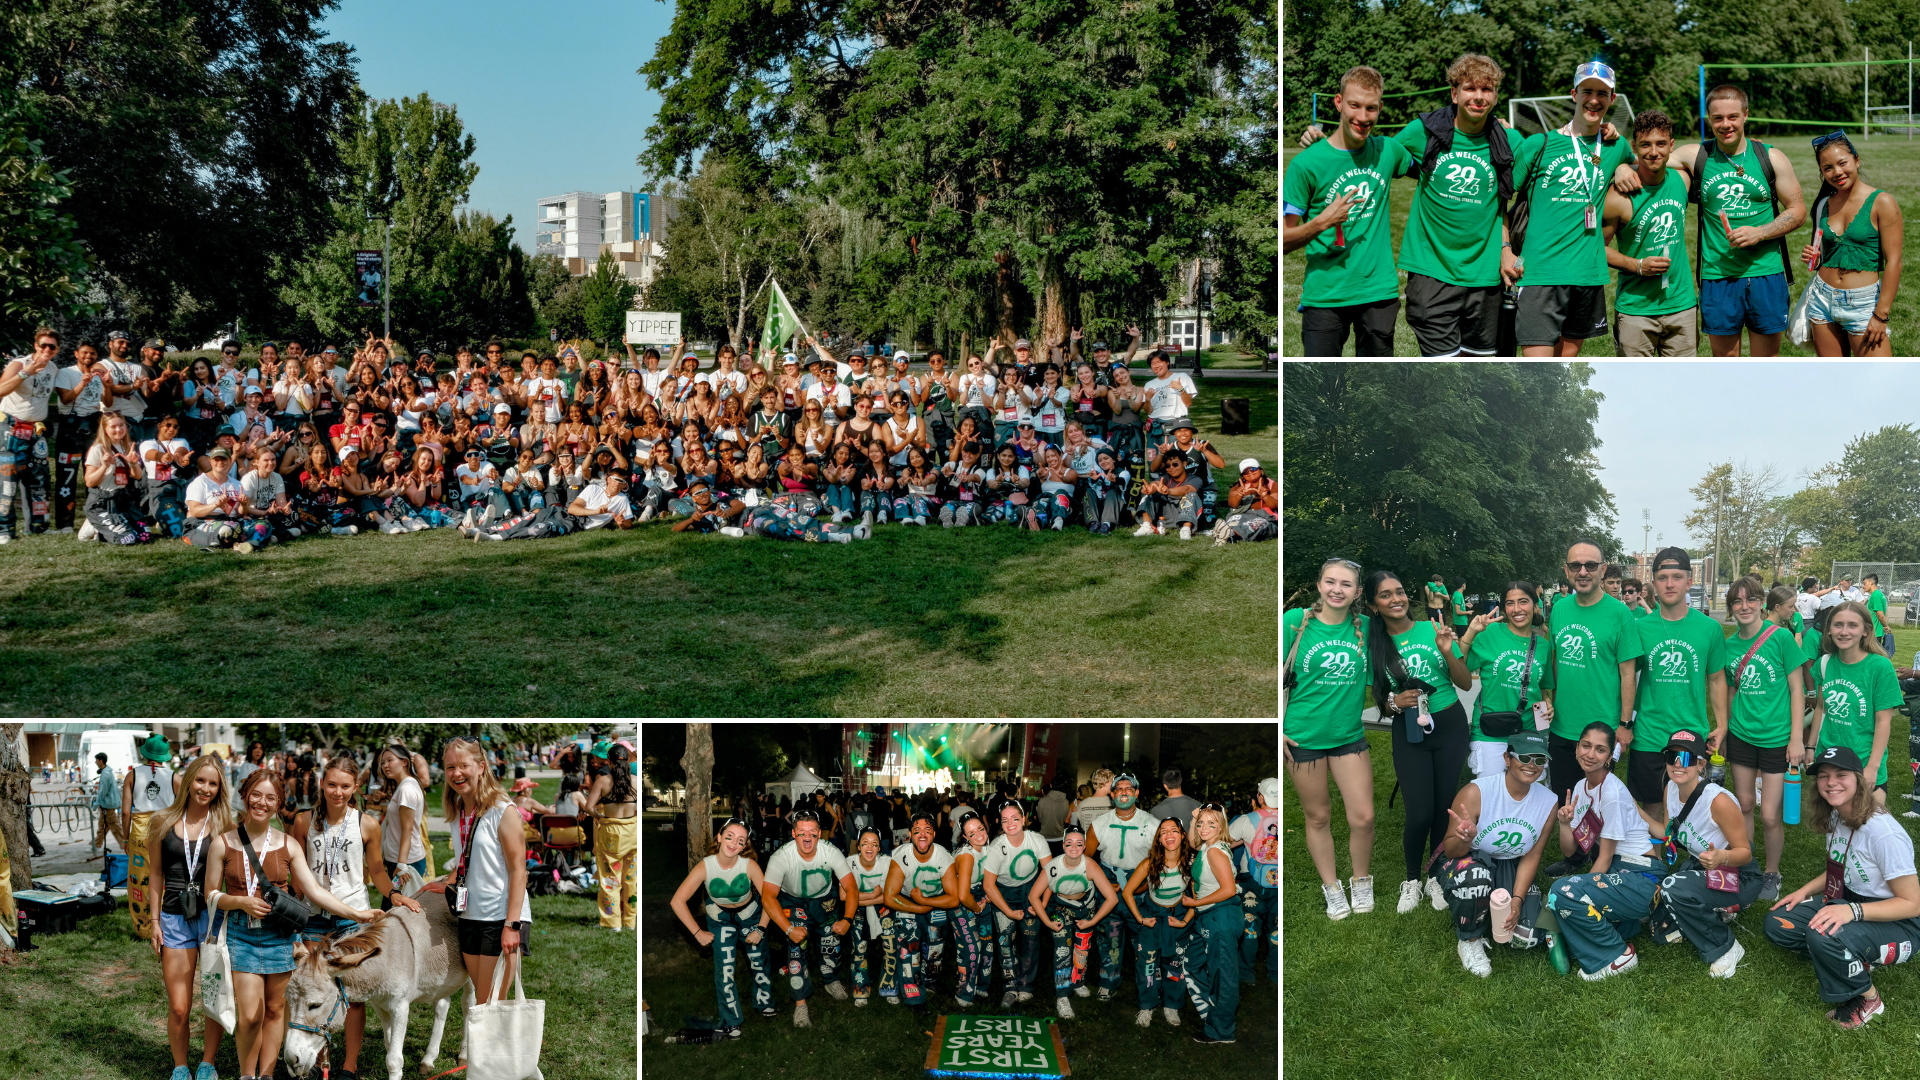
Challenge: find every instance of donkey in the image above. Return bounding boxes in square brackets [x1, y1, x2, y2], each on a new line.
[282, 903, 471, 1080]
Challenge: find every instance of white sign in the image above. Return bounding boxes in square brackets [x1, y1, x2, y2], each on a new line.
[625, 311, 682, 346]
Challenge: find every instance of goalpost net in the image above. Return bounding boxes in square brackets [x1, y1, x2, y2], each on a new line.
[1506, 95, 1636, 137]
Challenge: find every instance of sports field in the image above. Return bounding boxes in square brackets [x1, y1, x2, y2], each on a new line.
[640, 814, 1277, 1080]
[1283, 621, 1920, 1078]
[0, 385, 1276, 718]
[1283, 133, 1920, 356]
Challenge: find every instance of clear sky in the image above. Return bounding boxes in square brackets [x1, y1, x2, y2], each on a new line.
[319, 0, 676, 252]
[1588, 361, 1915, 559]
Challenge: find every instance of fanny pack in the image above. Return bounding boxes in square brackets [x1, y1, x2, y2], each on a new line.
[239, 827, 311, 935]
[1478, 632, 1539, 739]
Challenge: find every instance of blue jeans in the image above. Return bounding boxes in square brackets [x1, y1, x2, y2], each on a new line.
[992, 899, 1043, 994]
[1133, 901, 1187, 1009]
[775, 890, 846, 1001]
[705, 899, 773, 1026]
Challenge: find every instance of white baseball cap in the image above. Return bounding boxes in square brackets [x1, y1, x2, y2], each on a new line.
[1258, 778, 1279, 805]
[893, 350, 910, 362]
[1238, 457, 1262, 473]
[782, 353, 799, 367]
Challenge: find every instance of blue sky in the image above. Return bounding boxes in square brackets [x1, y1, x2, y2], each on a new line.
[1588, 362, 1915, 557]
[320, 0, 677, 251]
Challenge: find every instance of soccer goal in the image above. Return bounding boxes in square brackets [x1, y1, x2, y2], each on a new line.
[1507, 95, 1636, 137]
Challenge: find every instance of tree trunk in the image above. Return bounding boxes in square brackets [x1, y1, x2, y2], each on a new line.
[994, 248, 1017, 344]
[682, 724, 713, 870]
[0, 724, 33, 892]
[1039, 250, 1071, 357]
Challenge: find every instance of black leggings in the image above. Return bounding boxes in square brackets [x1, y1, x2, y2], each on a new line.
[1390, 699, 1472, 879]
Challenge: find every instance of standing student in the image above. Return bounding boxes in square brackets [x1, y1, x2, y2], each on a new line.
[885, 812, 960, 1003]
[668, 820, 776, 1037]
[1283, 65, 1414, 355]
[1459, 582, 1556, 784]
[0, 326, 61, 541]
[1862, 573, 1894, 657]
[91, 753, 127, 858]
[1629, 549, 1729, 812]
[1123, 816, 1196, 1028]
[1722, 575, 1807, 901]
[1547, 540, 1643, 806]
[1639, 729, 1763, 978]
[1085, 773, 1154, 1001]
[1436, 730, 1558, 977]
[147, 756, 232, 1080]
[1177, 806, 1241, 1045]
[124, 734, 182, 941]
[1362, 571, 1472, 918]
[582, 743, 638, 930]
[760, 808, 857, 1027]
[981, 801, 1054, 1007]
[1227, 779, 1279, 986]
[1765, 745, 1920, 1029]
[435, 736, 533, 1007]
[1808, 601, 1901, 808]
[1283, 557, 1375, 920]
[948, 811, 996, 1007]
[1030, 824, 1118, 1021]
[1509, 62, 1636, 356]
[1602, 110, 1699, 355]
[843, 827, 898, 1007]
[1424, 574, 1451, 623]
[1800, 132, 1903, 357]
[1543, 722, 1659, 980]
[374, 745, 427, 907]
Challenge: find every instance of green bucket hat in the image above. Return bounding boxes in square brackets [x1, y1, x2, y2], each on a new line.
[140, 733, 172, 762]
[591, 739, 613, 759]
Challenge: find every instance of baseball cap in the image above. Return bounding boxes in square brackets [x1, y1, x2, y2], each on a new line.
[1809, 745, 1865, 775]
[1664, 730, 1707, 756]
[1013, 338, 1032, 349]
[1238, 457, 1262, 473]
[1258, 777, 1280, 805]
[106, 330, 129, 341]
[1018, 419, 1035, 428]
[143, 337, 166, 351]
[208, 446, 232, 460]
[782, 353, 799, 366]
[418, 348, 434, 359]
[1506, 730, 1549, 757]
[493, 403, 511, 414]
[893, 350, 910, 362]
[1651, 546, 1691, 574]
[244, 385, 264, 397]
[1090, 341, 1109, 351]
[1575, 60, 1617, 91]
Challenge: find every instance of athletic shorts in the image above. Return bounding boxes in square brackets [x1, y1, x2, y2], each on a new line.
[1626, 747, 1668, 806]
[457, 917, 532, 958]
[1700, 273, 1789, 337]
[1724, 731, 1788, 774]
[1614, 308, 1699, 356]
[158, 909, 209, 950]
[1404, 274, 1499, 357]
[1300, 299, 1397, 357]
[1289, 737, 1370, 764]
[1514, 284, 1608, 347]
[1804, 276, 1880, 337]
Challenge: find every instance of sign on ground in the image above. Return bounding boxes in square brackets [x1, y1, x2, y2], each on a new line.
[924, 1014, 1069, 1079]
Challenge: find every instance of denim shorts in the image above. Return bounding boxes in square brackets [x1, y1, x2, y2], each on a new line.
[158, 909, 209, 950]
[221, 910, 296, 974]
[1804, 276, 1881, 337]
[1700, 272, 1789, 336]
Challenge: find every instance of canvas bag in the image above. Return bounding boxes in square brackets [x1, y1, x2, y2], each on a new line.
[198, 903, 237, 1032]
[465, 957, 545, 1080]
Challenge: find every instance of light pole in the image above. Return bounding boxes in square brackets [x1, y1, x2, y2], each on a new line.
[1642, 508, 1651, 564]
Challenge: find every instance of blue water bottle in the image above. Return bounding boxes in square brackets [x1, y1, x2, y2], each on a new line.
[1783, 764, 1801, 826]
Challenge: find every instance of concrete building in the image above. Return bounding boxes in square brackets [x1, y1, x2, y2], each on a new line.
[20, 721, 239, 768]
[535, 190, 675, 285]
[1154, 256, 1232, 360]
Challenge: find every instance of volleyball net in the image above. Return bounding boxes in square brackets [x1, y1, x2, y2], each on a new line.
[1701, 47, 1919, 141]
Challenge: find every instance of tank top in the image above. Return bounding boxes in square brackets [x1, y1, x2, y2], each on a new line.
[1110, 388, 1142, 426]
[1044, 854, 1094, 899]
[452, 799, 530, 923]
[160, 814, 215, 909]
[1188, 840, 1233, 912]
[1469, 774, 1558, 861]
[850, 854, 895, 896]
[1665, 780, 1735, 859]
[305, 807, 367, 908]
[1145, 864, 1186, 909]
[131, 764, 175, 813]
[1614, 168, 1697, 316]
[222, 828, 291, 897]
[1818, 190, 1885, 273]
[963, 844, 989, 890]
[1, 358, 56, 422]
[701, 853, 756, 908]
[1698, 139, 1785, 279]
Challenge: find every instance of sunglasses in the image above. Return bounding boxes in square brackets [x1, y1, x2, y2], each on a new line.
[1812, 130, 1849, 151]
[1664, 750, 1699, 768]
[1510, 753, 1549, 767]
[1566, 560, 1603, 572]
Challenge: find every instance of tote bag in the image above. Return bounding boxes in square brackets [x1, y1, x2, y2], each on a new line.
[465, 957, 545, 1080]
[198, 909, 237, 1032]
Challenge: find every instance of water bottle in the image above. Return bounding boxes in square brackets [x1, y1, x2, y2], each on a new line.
[1783, 764, 1802, 826]
[1705, 754, 1727, 786]
[1489, 888, 1513, 943]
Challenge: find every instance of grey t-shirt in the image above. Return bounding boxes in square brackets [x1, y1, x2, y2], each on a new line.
[1035, 791, 1070, 839]
[1071, 795, 1111, 831]
[1150, 794, 1201, 826]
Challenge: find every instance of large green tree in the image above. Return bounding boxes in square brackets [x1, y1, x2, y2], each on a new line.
[0, 108, 86, 342]
[578, 251, 641, 346]
[1283, 361, 1618, 604]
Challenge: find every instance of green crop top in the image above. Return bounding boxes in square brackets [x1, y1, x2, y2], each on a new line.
[1818, 190, 1885, 273]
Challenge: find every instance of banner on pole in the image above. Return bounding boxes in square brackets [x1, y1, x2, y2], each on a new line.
[625, 311, 682, 346]
[353, 251, 384, 308]
[759, 277, 806, 356]
[924, 1015, 1070, 1078]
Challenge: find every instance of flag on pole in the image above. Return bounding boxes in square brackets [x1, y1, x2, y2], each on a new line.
[759, 277, 807, 357]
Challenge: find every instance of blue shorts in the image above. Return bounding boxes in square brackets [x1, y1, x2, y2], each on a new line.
[220, 911, 297, 974]
[158, 909, 209, 950]
[1805, 276, 1881, 337]
[1700, 272, 1789, 336]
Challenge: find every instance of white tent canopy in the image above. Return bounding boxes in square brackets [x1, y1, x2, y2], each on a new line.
[765, 762, 828, 804]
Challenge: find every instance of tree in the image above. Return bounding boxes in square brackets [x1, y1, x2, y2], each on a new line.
[1283, 361, 1618, 604]
[0, 108, 87, 344]
[0, 724, 29, 892]
[527, 253, 573, 335]
[683, 723, 713, 870]
[1682, 461, 1783, 584]
[433, 211, 535, 347]
[1834, 425, 1920, 561]
[578, 251, 640, 346]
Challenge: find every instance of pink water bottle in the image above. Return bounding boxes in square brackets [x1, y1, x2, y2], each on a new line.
[1489, 888, 1513, 943]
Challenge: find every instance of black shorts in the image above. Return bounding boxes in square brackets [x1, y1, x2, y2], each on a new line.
[1300, 299, 1398, 357]
[1405, 274, 1500, 357]
[1289, 737, 1370, 764]
[1547, 731, 1583, 804]
[1626, 747, 1668, 806]
[457, 918, 532, 958]
[1514, 284, 1609, 347]
[1723, 731, 1788, 773]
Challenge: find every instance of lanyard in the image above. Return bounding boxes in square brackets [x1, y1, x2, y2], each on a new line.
[457, 811, 477, 880]
[243, 827, 273, 897]
[182, 814, 209, 883]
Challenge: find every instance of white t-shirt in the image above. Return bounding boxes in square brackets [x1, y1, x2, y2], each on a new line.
[1796, 591, 1823, 622]
[996, 383, 1033, 424]
[573, 484, 632, 529]
[275, 376, 314, 416]
[706, 368, 748, 402]
[1830, 811, 1918, 900]
[527, 377, 565, 424]
[239, 469, 286, 509]
[104, 359, 146, 419]
[455, 461, 498, 500]
[137, 437, 192, 482]
[955, 372, 998, 408]
[1043, 853, 1103, 899]
[1031, 386, 1070, 433]
[228, 409, 277, 442]
[1664, 781, 1735, 857]
[980, 831, 1052, 890]
[55, 365, 106, 417]
[889, 842, 955, 898]
[185, 473, 246, 516]
[504, 465, 543, 492]
[1570, 772, 1653, 863]
[85, 443, 137, 494]
[764, 839, 852, 898]
[380, 776, 427, 864]
[806, 382, 852, 421]
[1144, 373, 1196, 420]
[849, 853, 896, 896]
[1470, 774, 1558, 861]
[1088, 809, 1157, 874]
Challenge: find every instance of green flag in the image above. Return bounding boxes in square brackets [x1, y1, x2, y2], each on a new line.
[759, 277, 804, 357]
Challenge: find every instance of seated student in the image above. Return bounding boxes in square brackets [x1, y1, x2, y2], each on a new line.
[983, 444, 1033, 526]
[1436, 730, 1558, 977]
[775, 444, 823, 515]
[794, 402, 834, 462]
[1080, 448, 1128, 534]
[939, 440, 988, 527]
[499, 447, 547, 515]
[671, 479, 747, 535]
[82, 413, 156, 545]
[1765, 745, 1920, 1028]
[631, 442, 680, 523]
[1542, 723, 1660, 978]
[134, 414, 193, 540]
[238, 446, 298, 542]
[1032, 446, 1077, 531]
[892, 447, 940, 526]
[820, 442, 860, 523]
[453, 446, 506, 527]
[184, 446, 268, 551]
[857, 441, 893, 525]
[1633, 729, 1764, 978]
[1213, 459, 1276, 544]
[1132, 452, 1201, 539]
[566, 471, 635, 530]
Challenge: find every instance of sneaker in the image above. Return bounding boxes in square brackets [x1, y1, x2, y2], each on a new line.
[637, 506, 656, 523]
[195, 1063, 219, 1080]
[1000, 990, 1018, 1008]
[382, 519, 406, 535]
[332, 525, 357, 536]
[1577, 944, 1639, 982]
[1904, 810, 1920, 820]
[479, 529, 504, 541]
[76, 521, 96, 541]
[1153, 523, 1165, 535]
[824, 981, 848, 1001]
[939, 505, 954, 527]
[1707, 939, 1744, 979]
[1096, 987, 1111, 1002]
[1072, 984, 1089, 998]
[793, 1000, 810, 1028]
[915, 515, 927, 526]
[1209, 519, 1232, 545]
[1349, 875, 1374, 913]
[406, 517, 430, 531]
[1133, 521, 1155, 537]
[1397, 879, 1424, 914]
[232, 541, 254, 554]
[1178, 523, 1193, 540]
[1016, 991, 1034, 1003]
[1427, 876, 1446, 910]
[1192, 1034, 1235, 1044]
[1457, 938, 1492, 978]
[461, 507, 475, 528]
[287, 527, 302, 538]
[1135, 1009, 1152, 1027]
[1162, 1007, 1181, 1026]
[0, 534, 10, 545]
[460, 527, 477, 538]
[854, 994, 869, 1008]
[172, 1068, 192, 1080]
[757, 1004, 777, 1018]
[718, 1025, 743, 1039]
[1830, 992, 1886, 1029]
[852, 521, 871, 540]
[882, 994, 899, 1005]
[1051, 517, 1064, 531]
[1758, 871, 1783, 901]
[1542, 857, 1587, 878]
[54, 526, 72, 535]
[480, 503, 499, 527]
[1056, 996, 1074, 1020]
[1323, 881, 1351, 921]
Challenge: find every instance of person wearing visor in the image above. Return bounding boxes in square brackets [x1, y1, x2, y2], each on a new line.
[1765, 745, 1920, 1029]
[1085, 771, 1154, 1000]
[1436, 729, 1559, 977]
[760, 807, 856, 1027]
[1213, 458, 1276, 544]
[1542, 721, 1658, 980]
[1808, 599, 1901, 809]
[843, 825, 898, 1008]
[1030, 823, 1119, 1020]
[884, 811, 959, 1004]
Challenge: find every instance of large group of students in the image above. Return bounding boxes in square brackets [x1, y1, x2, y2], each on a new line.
[1286, 545, 1920, 1028]
[1285, 55, 1904, 356]
[0, 326, 1277, 548]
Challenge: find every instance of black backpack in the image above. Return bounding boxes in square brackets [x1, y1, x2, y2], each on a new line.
[1417, 107, 1527, 251]
[1687, 139, 1793, 288]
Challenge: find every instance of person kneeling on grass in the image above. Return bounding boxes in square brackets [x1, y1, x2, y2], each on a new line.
[1543, 722, 1661, 980]
[1437, 729, 1558, 977]
[1765, 745, 1920, 1029]
[1212, 459, 1277, 544]
[184, 446, 273, 552]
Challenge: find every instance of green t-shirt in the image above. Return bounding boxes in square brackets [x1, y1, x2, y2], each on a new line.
[1697, 139, 1787, 280]
[1284, 608, 1370, 750]
[1389, 620, 1464, 714]
[1868, 589, 1887, 636]
[1451, 590, 1468, 625]
[1511, 130, 1634, 287]
[1547, 591, 1647, 739]
[1396, 123, 1503, 287]
[1424, 581, 1450, 612]
[1724, 622, 1804, 747]
[1283, 136, 1413, 308]
[1464, 621, 1555, 743]
[1803, 626, 1824, 665]
[1813, 651, 1901, 787]
[1613, 168, 1698, 317]
[1633, 608, 1730, 748]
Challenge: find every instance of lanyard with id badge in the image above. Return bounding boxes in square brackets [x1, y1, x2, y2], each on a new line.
[1825, 828, 1857, 901]
[1576, 130, 1603, 233]
[1570, 780, 1605, 855]
[448, 811, 476, 915]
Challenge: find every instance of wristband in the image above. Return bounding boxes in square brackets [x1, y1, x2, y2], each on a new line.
[1851, 902, 1864, 922]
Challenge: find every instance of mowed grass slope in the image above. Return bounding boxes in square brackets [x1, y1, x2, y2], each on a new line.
[1283, 132, 1920, 356]
[0, 385, 1275, 718]
[1283, 622, 1920, 1080]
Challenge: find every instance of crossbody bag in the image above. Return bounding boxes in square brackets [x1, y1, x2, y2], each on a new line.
[1478, 632, 1539, 739]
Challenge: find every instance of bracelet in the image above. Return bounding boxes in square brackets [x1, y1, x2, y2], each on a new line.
[1851, 902, 1865, 922]
[1872, 312, 1890, 323]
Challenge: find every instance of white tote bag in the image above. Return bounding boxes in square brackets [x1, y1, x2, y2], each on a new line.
[198, 908, 237, 1032]
[465, 957, 545, 1080]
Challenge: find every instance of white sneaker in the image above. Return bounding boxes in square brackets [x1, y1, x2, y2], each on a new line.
[1135, 1009, 1152, 1027]
[406, 517, 430, 532]
[1153, 523, 1165, 535]
[382, 519, 406, 534]
[1096, 988, 1111, 1002]
[76, 521, 96, 542]
[332, 525, 357, 536]
[1133, 521, 1155, 537]
[1162, 1007, 1181, 1026]
[1052, 517, 1064, 530]
[460, 527, 477, 538]
[1397, 879, 1424, 915]
[233, 541, 254, 554]
[1178, 523, 1193, 541]
[1349, 875, 1374, 913]
[719, 526, 745, 537]
[480, 503, 499, 527]
[793, 1000, 810, 1028]
[1016, 991, 1034, 1003]
[461, 507, 475, 528]
[823, 981, 848, 1001]
[1708, 939, 1744, 979]
[479, 529, 504, 541]
[852, 522, 871, 540]
[1323, 881, 1350, 921]
[1577, 944, 1639, 982]
[636, 506, 655, 523]
[854, 994, 869, 1008]
[287, 527, 302, 538]
[915, 515, 927, 526]
[1458, 938, 1492, 977]
[1000, 990, 1019, 1008]
[0, 534, 10, 545]
[1427, 876, 1446, 910]
[1072, 984, 1089, 998]
[1056, 996, 1074, 1020]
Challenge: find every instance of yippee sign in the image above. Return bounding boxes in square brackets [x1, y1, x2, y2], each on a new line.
[625, 311, 682, 346]
[924, 1015, 1070, 1078]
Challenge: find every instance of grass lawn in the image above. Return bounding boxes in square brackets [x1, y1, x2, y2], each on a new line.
[1283, 624, 1920, 1079]
[640, 816, 1276, 1079]
[0, 830, 636, 1080]
[0, 386, 1275, 719]
[1284, 134, 1920, 356]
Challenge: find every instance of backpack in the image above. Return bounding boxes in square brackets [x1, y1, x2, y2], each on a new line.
[1506, 128, 1621, 257]
[1687, 138, 1793, 288]
[1417, 107, 1527, 254]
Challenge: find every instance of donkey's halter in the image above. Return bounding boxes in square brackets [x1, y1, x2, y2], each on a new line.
[288, 974, 350, 1041]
